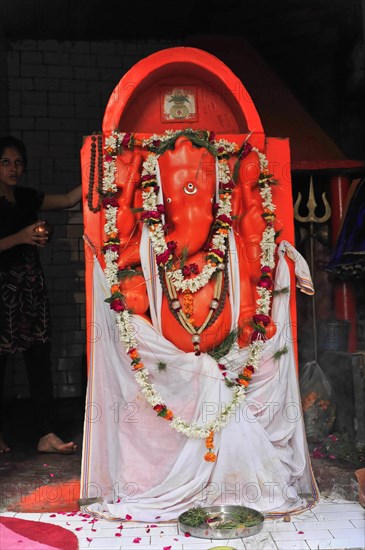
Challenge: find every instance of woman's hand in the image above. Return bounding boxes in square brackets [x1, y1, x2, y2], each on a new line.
[17, 222, 49, 247]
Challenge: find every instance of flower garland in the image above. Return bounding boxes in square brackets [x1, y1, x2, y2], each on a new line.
[100, 129, 277, 461]
[140, 150, 232, 294]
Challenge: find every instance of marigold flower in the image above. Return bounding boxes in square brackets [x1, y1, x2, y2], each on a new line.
[132, 362, 144, 370]
[205, 431, 215, 449]
[164, 410, 173, 420]
[204, 451, 217, 462]
[129, 349, 139, 359]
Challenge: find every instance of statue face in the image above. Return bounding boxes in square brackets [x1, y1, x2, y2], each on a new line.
[158, 137, 216, 255]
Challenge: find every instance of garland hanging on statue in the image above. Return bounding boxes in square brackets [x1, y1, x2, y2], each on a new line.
[98, 128, 278, 462]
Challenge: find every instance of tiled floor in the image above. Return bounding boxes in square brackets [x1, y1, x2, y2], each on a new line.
[1, 499, 364, 549]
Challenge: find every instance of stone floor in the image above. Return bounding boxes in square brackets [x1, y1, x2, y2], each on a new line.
[1, 500, 364, 549]
[0, 397, 364, 549]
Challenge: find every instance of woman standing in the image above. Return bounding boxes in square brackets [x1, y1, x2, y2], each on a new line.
[0, 135, 82, 454]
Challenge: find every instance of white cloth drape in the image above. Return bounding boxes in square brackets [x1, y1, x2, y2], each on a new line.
[80, 240, 319, 521]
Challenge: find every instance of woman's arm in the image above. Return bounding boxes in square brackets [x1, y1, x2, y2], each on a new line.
[0, 222, 48, 252]
[41, 185, 83, 210]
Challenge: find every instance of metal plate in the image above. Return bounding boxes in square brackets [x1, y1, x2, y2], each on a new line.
[178, 505, 265, 540]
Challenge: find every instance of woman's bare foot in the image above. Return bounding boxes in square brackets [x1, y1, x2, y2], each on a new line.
[37, 432, 77, 454]
[0, 433, 11, 453]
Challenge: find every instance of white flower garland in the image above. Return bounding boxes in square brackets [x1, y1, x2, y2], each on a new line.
[140, 151, 234, 294]
[101, 130, 277, 440]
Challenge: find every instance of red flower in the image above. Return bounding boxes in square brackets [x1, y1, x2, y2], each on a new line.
[217, 214, 233, 226]
[182, 266, 191, 276]
[103, 244, 119, 253]
[156, 250, 171, 265]
[141, 174, 155, 183]
[312, 447, 325, 459]
[238, 141, 253, 159]
[121, 132, 132, 148]
[250, 330, 266, 342]
[182, 263, 200, 277]
[209, 248, 224, 259]
[153, 404, 164, 413]
[140, 210, 161, 222]
[110, 299, 125, 312]
[102, 196, 118, 208]
[258, 277, 273, 289]
[253, 314, 271, 326]
[245, 365, 254, 373]
[167, 240, 177, 252]
[219, 180, 235, 190]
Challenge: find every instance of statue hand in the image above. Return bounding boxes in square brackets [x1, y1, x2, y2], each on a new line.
[238, 316, 277, 348]
[234, 151, 266, 244]
[115, 151, 143, 240]
[116, 150, 142, 193]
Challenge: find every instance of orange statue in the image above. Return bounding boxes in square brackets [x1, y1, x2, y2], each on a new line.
[80, 48, 318, 521]
[108, 133, 276, 353]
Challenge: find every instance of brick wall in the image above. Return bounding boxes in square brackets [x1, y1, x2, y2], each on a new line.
[5, 38, 176, 399]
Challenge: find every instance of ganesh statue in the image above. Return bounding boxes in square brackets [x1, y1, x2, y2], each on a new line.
[80, 47, 318, 522]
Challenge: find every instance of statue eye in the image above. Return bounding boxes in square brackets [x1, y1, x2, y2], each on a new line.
[183, 182, 197, 195]
[166, 197, 172, 203]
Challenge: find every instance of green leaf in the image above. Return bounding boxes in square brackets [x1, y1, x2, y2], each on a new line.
[273, 346, 289, 361]
[273, 286, 289, 296]
[157, 361, 167, 372]
[208, 328, 240, 362]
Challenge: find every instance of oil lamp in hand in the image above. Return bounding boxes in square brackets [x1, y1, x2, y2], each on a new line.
[34, 221, 54, 242]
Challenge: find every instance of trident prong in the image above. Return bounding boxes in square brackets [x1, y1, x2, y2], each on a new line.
[294, 176, 331, 364]
[294, 176, 331, 224]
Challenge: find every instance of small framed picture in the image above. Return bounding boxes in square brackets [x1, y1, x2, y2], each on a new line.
[160, 86, 198, 122]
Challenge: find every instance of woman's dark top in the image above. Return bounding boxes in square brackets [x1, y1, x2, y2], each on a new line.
[0, 186, 51, 354]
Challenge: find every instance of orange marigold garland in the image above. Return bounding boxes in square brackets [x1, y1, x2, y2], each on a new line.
[182, 291, 194, 324]
[204, 431, 217, 462]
